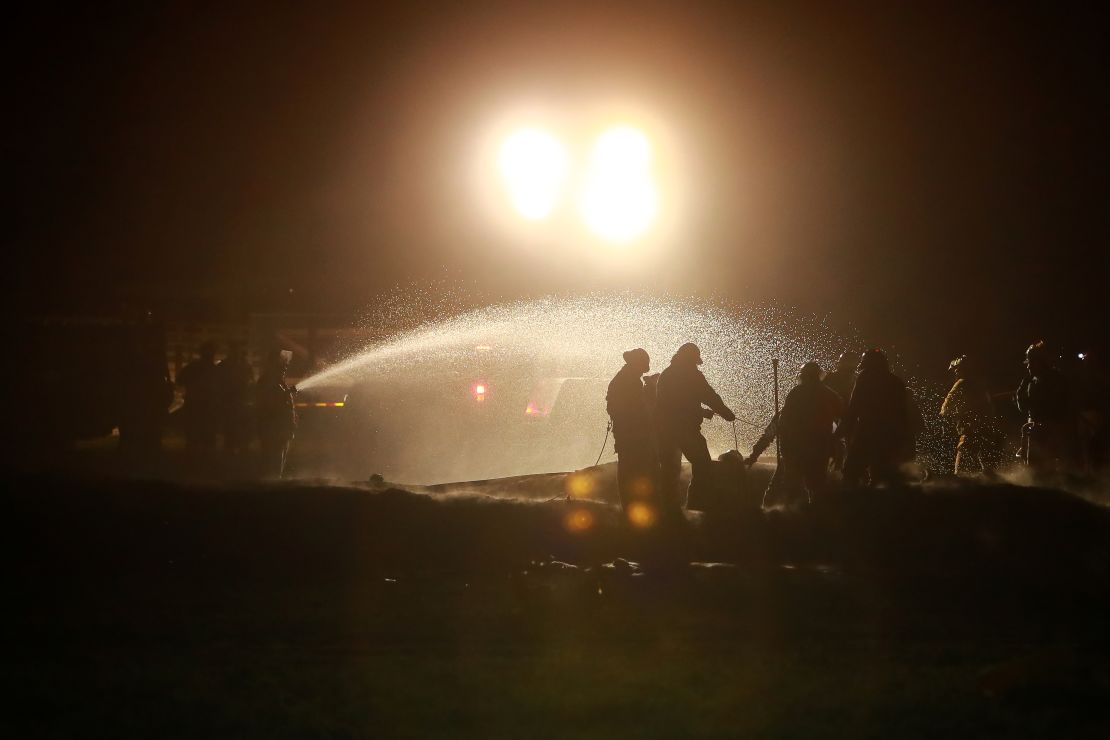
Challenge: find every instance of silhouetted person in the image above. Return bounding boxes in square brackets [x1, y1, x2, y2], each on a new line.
[656, 343, 735, 516]
[824, 352, 857, 410]
[256, 349, 297, 477]
[217, 342, 254, 457]
[606, 348, 660, 520]
[823, 351, 857, 471]
[748, 361, 843, 507]
[840, 349, 913, 486]
[940, 355, 995, 474]
[176, 341, 221, 457]
[1015, 341, 1074, 474]
[118, 329, 174, 468]
[1073, 350, 1109, 475]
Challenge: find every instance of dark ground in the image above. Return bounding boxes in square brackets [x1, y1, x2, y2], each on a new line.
[5, 468, 1110, 738]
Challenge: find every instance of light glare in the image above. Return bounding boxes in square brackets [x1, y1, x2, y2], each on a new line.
[498, 128, 568, 220]
[579, 126, 658, 242]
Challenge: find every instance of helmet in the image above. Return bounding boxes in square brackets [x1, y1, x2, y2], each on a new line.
[857, 348, 889, 373]
[672, 342, 703, 366]
[1025, 340, 1048, 363]
[622, 347, 650, 369]
[799, 361, 822, 383]
[1025, 340, 1051, 372]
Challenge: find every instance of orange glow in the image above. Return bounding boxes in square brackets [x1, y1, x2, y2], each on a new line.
[472, 381, 489, 402]
[565, 471, 596, 499]
[564, 508, 594, 532]
[626, 502, 656, 528]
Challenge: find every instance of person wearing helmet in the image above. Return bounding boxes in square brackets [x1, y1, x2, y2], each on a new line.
[606, 348, 660, 518]
[747, 361, 843, 507]
[117, 326, 174, 469]
[1015, 341, 1074, 474]
[823, 352, 858, 411]
[176, 340, 221, 459]
[839, 349, 914, 486]
[823, 351, 858, 471]
[940, 355, 996, 475]
[655, 343, 735, 516]
[1073, 349, 1109, 476]
[256, 349, 297, 478]
[217, 341, 255, 459]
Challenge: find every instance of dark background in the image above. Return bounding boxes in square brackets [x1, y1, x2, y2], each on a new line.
[5, 1, 1107, 376]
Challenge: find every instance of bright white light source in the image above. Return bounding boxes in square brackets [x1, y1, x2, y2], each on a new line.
[579, 126, 658, 242]
[498, 128, 568, 220]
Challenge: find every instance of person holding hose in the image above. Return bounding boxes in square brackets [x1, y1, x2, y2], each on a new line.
[655, 343, 735, 517]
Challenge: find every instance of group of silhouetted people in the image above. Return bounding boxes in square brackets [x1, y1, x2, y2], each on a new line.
[607, 338, 1109, 524]
[121, 341, 298, 477]
[607, 344, 926, 521]
[937, 340, 1109, 482]
[607, 343, 739, 524]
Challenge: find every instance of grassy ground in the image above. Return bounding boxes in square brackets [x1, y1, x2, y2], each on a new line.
[5, 473, 1110, 738]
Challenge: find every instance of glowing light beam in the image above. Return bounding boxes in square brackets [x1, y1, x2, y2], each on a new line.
[498, 128, 569, 220]
[579, 126, 658, 242]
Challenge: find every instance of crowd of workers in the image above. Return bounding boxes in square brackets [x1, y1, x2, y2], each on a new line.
[118, 340, 298, 477]
[606, 341, 1109, 522]
[116, 333, 1105, 494]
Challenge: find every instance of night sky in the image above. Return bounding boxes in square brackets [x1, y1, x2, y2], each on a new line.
[7, 2, 1107, 374]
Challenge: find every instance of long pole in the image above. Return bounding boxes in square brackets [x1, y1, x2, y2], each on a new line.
[772, 358, 781, 468]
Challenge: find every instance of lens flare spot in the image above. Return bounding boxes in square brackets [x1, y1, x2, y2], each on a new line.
[564, 508, 595, 532]
[565, 471, 596, 499]
[626, 502, 656, 528]
[579, 126, 658, 242]
[499, 128, 569, 220]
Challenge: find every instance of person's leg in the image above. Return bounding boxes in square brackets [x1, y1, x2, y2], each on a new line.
[657, 434, 683, 512]
[842, 440, 866, 486]
[277, 439, 289, 477]
[616, 454, 634, 511]
[761, 465, 783, 508]
[801, 454, 829, 502]
[680, 431, 713, 510]
[618, 445, 660, 522]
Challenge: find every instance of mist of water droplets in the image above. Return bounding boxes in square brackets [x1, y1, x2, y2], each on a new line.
[298, 292, 950, 475]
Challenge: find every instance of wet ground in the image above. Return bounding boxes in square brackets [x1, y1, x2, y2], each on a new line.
[5, 465, 1110, 737]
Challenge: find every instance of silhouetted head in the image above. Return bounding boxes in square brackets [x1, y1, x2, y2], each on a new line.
[948, 355, 971, 378]
[1025, 340, 1051, 375]
[672, 342, 703, 366]
[622, 348, 650, 374]
[835, 352, 856, 373]
[265, 348, 290, 376]
[857, 348, 889, 374]
[798, 361, 822, 384]
[198, 341, 217, 363]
